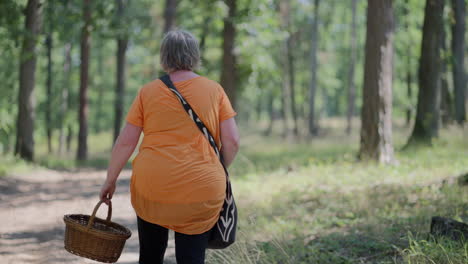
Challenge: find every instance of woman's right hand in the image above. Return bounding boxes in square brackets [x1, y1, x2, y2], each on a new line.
[99, 180, 116, 205]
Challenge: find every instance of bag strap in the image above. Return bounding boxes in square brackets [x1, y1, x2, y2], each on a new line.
[160, 75, 229, 177]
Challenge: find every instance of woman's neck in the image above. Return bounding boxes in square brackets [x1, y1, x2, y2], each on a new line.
[169, 70, 199, 82]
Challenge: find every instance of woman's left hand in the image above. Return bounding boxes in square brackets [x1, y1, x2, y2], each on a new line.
[100, 180, 116, 205]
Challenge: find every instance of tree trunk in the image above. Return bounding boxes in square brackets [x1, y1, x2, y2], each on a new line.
[404, 0, 413, 127]
[163, 0, 178, 33]
[440, 75, 453, 125]
[405, 71, 413, 126]
[286, 10, 298, 136]
[58, 43, 71, 155]
[220, 0, 237, 109]
[359, 0, 394, 163]
[94, 40, 104, 133]
[308, 0, 320, 135]
[114, 0, 128, 143]
[45, 0, 53, 154]
[407, 0, 445, 145]
[451, 0, 466, 124]
[278, 0, 296, 137]
[15, 0, 42, 161]
[66, 125, 73, 153]
[288, 37, 298, 136]
[264, 91, 274, 136]
[199, 16, 211, 59]
[77, 0, 91, 161]
[346, 0, 357, 134]
[440, 26, 453, 125]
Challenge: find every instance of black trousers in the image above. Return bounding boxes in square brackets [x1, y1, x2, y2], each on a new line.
[137, 216, 210, 264]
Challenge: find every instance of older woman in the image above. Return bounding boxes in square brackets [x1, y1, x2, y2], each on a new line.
[99, 30, 240, 264]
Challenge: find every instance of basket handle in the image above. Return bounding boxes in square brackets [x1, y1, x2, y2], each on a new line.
[87, 200, 112, 230]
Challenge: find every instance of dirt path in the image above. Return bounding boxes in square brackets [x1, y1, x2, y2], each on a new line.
[0, 169, 176, 264]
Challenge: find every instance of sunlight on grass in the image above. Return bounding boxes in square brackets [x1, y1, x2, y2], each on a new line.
[208, 122, 468, 263]
[1, 118, 467, 263]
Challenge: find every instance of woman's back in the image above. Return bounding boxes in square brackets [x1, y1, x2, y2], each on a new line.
[126, 76, 236, 234]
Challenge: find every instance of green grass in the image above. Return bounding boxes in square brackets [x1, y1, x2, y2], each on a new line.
[0, 155, 35, 177]
[401, 234, 467, 264]
[1, 118, 467, 263]
[206, 120, 468, 263]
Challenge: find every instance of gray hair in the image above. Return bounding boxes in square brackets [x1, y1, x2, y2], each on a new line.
[160, 30, 200, 73]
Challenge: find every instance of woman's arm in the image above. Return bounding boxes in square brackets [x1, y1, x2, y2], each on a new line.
[100, 122, 142, 204]
[220, 117, 240, 168]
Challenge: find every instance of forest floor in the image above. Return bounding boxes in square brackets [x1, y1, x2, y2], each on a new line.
[0, 168, 169, 264]
[1, 119, 467, 263]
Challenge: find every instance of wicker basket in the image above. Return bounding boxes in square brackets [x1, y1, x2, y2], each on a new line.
[64, 201, 132, 263]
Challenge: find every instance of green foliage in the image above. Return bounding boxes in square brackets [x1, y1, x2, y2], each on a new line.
[2, 0, 461, 156]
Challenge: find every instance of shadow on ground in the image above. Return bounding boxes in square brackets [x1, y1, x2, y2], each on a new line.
[0, 170, 178, 264]
[0, 176, 130, 208]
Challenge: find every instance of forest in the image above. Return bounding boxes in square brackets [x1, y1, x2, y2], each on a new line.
[0, 0, 467, 263]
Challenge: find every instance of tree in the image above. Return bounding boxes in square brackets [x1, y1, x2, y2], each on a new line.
[308, 0, 320, 136]
[198, 0, 216, 59]
[286, 24, 298, 137]
[407, 0, 445, 145]
[163, 0, 178, 33]
[220, 0, 238, 109]
[403, 0, 414, 126]
[94, 40, 105, 133]
[15, 0, 42, 161]
[55, 0, 77, 156]
[451, 0, 466, 124]
[77, 0, 91, 161]
[58, 43, 72, 155]
[113, 0, 128, 143]
[280, 0, 298, 137]
[45, 0, 54, 154]
[359, 0, 394, 163]
[346, 0, 357, 134]
[440, 24, 453, 125]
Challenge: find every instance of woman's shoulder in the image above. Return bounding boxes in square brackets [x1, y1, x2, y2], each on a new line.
[137, 78, 168, 96]
[194, 76, 225, 92]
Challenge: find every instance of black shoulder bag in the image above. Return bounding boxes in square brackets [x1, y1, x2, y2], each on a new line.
[160, 75, 237, 249]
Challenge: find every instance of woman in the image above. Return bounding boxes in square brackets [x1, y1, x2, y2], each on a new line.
[99, 30, 240, 264]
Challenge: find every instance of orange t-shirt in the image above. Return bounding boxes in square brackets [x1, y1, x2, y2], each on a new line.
[126, 76, 236, 235]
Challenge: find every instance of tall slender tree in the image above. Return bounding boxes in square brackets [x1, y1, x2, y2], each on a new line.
[265, 91, 275, 136]
[403, 0, 414, 126]
[220, 0, 238, 109]
[440, 24, 453, 125]
[308, 0, 320, 135]
[163, 0, 178, 33]
[359, 0, 394, 163]
[77, 0, 91, 161]
[95, 40, 105, 133]
[451, 0, 466, 124]
[57, 0, 73, 155]
[287, 29, 298, 137]
[45, 0, 54, 154]
[58, 43, 72, 155]
[199, 1, 216, 59]
[113, 0, 129, 142]
[280, 0, 298, 137]
[407, 0, 445, 145]
[15, 0, 42, 161]
[346, 0, 357, 134]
